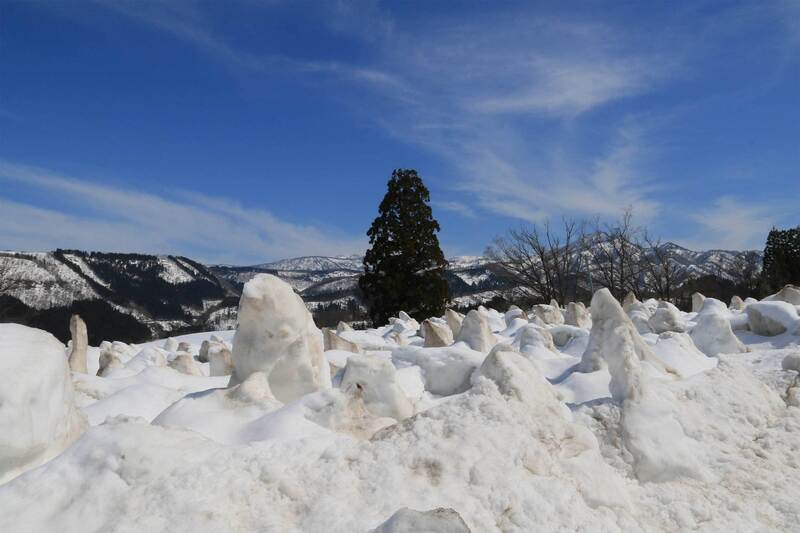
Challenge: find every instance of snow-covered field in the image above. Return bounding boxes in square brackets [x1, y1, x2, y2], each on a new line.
[1, 276, 799, 532]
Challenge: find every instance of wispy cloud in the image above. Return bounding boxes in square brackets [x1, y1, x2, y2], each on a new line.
[433, 200, 477, 219]
[95, 0, 402, 91]
[681, 196, 779, 251]
[0, 161, 364, 264]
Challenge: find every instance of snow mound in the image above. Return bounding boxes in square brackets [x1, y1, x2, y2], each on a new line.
[0, 324, 86, 484]
[564, 301, 590, 328]
[578, 289, 673, 397]
[690, 312, 748, 356]
[392, 345, 484, 396]
[530, 304, 564, 325]
[341, 355, 414, 420]
[421, 318, 454, 348]
[230, 274, 330, 402]
[454, 310, 495, 352]
[648, 301, 686, 334]
[746, 301, 800, 336]
[764, 284, 800, 305]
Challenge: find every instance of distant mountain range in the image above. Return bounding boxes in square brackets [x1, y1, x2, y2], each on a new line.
[0, 243, 759, 343]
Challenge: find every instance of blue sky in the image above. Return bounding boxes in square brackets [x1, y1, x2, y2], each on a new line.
[1, 0, 798, 264]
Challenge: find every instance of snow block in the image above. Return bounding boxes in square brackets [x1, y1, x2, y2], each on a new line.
[340, 355, 414, 420]
[230, 274, 331, 403]
[564, 301, 590, 328]
[455, 310, 495, 352]
[370, 507, 471, 533]
[0, 324, 86, 484]
[67, 314, 88, 373]
[422, 319, 454, 348]
[579, 289, 672, 400]
[746, 301, 799, 336]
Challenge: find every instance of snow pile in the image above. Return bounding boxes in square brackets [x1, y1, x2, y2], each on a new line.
[764, 284, 800, 305]
[647, 301, 686, 334]
[578, 289, 671, 383]
[0, 324, 86, 484]
[454, 310, 495, 352]
[564, 301, 590, 328]
[421, 318, 454, 348]
[230, 274, 330, 402]
[746, 301, 800, 336]
[690, 308, 748, 356]
[3, 281, 800, 531]
[340, 355, 414, 420]
[691, 292, 706, 312]
[530, 303, 564, 325]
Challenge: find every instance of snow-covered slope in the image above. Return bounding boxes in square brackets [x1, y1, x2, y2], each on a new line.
[0, 281, 798, 532]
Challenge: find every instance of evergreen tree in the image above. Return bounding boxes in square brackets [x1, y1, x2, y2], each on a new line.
[359, 169, 449, 325]
[763, 226, 800, 290]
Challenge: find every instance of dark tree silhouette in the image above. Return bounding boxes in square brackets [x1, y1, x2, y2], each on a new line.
[359, 169, 449, 325]
[763, 226, 800, 291]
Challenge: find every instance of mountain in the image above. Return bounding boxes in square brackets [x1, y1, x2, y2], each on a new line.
[0, 243, 761, 344]
[0, 250, 238, 344]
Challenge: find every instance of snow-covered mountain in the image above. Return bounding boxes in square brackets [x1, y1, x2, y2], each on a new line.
[0, 250, 237, 342]
[0, 243, 760, 343]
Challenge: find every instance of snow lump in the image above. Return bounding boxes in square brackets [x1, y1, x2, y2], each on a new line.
[229, 274, 331, 402]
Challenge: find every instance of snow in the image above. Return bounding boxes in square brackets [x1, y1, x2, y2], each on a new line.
[1, 286, 800, 532]
[229, 274, 330, 401]
[747, 301, 800, 336]
[0, 324, 86, 484]
[454, 309, 495, 352]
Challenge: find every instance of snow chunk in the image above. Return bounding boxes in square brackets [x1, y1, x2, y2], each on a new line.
[230, 274, 330, 402]
[392, 345, 484, 396]
[764, 284, 800, 305]
[530, 304, 564, 325]
[782, 353, 800, 372]
[647, 301, 686, 334]
[454, 310, 495, 352]
[691, 292, 706, 313]
[67, 314, 88, 373]
[690, 312, 747, 356]
[578, 289, 673, 396]
[0, 324, 86, 484]
[650, 332, 717, 377]
[421, 318, 454, 348]
[564, 301, 590, 328]
[340, 355, 414, 420]
[444, 309, 463, 338]
[370, 507, 470, 533]
[746, 301, 799, 336]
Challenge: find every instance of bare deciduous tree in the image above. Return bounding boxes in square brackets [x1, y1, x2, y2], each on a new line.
[487, 218, 585, 304]
[582, 209, 646, 301]
[640, 234, 680, 301]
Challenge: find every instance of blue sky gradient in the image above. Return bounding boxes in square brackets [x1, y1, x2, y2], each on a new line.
[1, 0, 798, 264]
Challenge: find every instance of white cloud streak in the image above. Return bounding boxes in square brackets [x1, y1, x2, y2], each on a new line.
[0, 161, 364, 264]
[681, 196, 778, 251]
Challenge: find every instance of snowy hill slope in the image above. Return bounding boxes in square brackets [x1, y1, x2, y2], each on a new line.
[0, 251, 236, 342]
[0, 243, 760, 343]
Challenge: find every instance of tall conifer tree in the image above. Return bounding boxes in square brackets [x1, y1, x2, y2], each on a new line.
[359, 169, 449, 325]
[763, 226, 800, 290]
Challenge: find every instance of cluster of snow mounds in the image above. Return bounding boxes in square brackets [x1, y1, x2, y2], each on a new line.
[2, 275, 800, 532]
[0, 324, 86, 484]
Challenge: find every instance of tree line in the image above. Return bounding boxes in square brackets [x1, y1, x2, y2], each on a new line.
[357, 169, 799, 322]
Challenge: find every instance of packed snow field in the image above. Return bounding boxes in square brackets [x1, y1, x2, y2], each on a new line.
[2, 276, 800, 532]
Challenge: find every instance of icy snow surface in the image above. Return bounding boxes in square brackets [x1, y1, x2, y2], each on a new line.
[1, 286, 799, 532]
